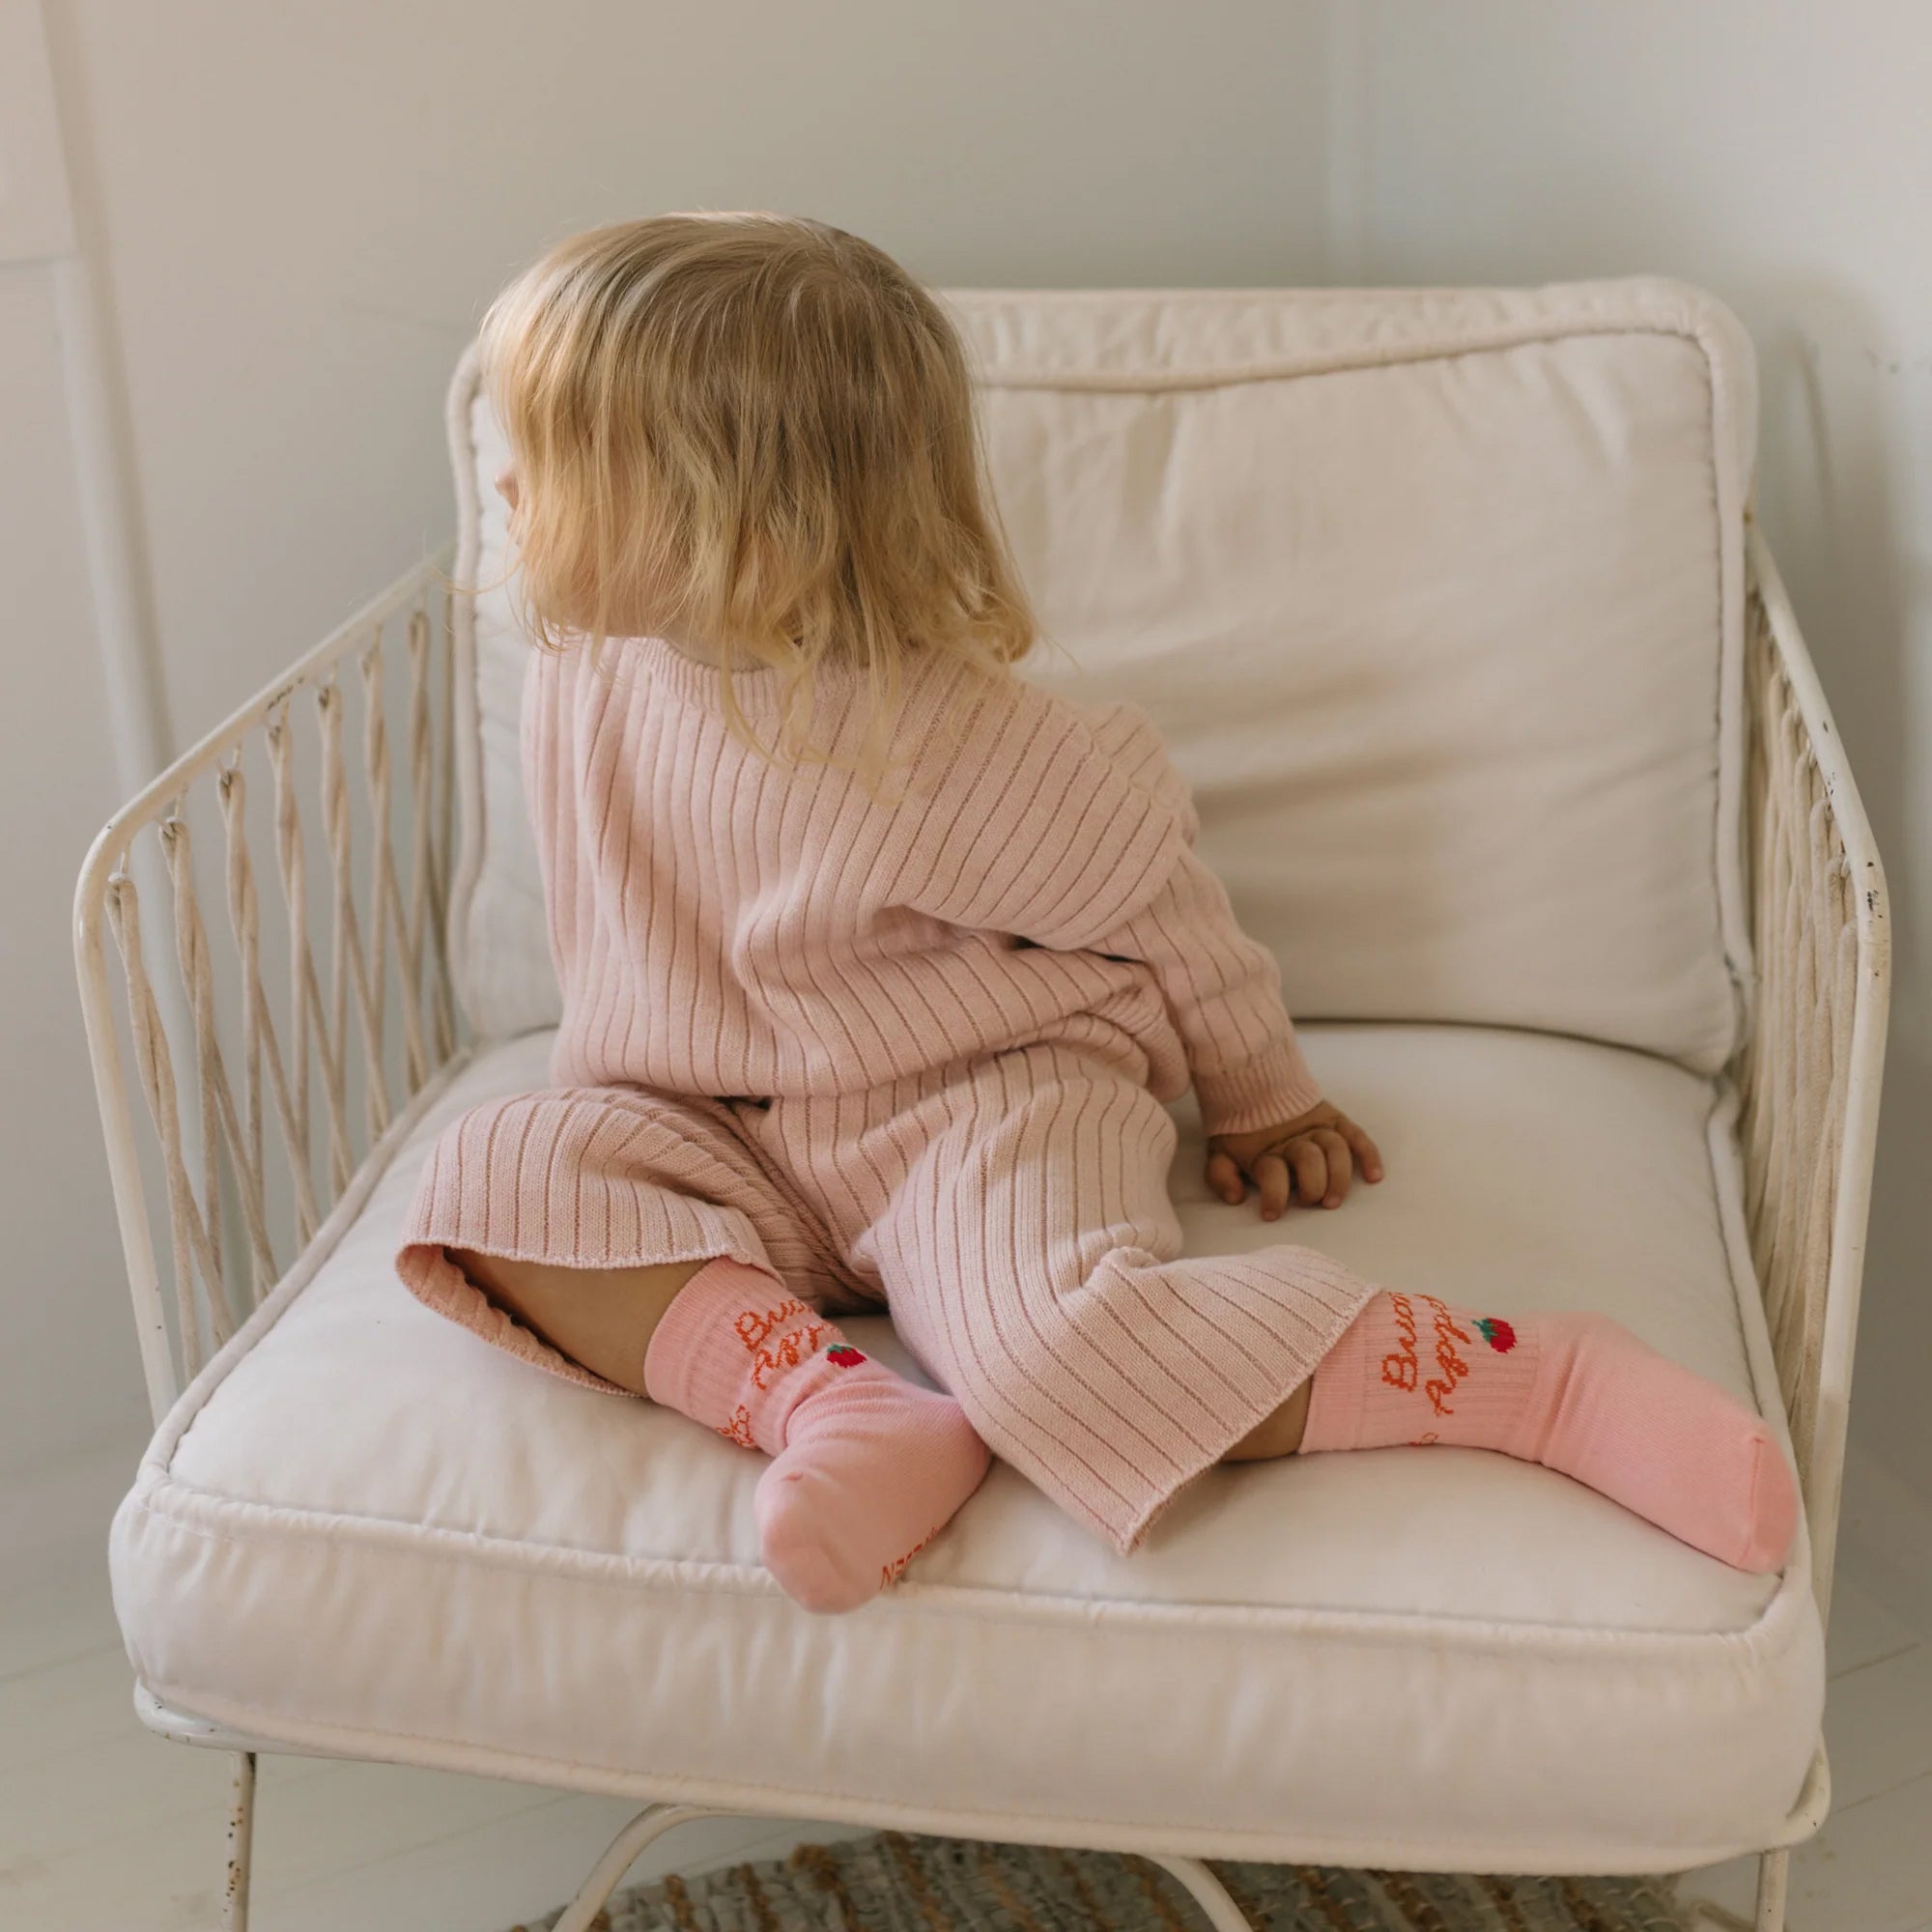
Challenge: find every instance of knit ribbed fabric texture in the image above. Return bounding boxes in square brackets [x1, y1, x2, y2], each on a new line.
[395, 637, 1387, 1558]
[1302, 1290, 1543, 1453]
[525, 635, 1324, 1137]
[640, 1255, 842, 1456]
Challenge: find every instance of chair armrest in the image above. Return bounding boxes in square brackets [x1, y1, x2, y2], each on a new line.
[73, 553, 466, 1422]
[1736, 522, 1890, 1626]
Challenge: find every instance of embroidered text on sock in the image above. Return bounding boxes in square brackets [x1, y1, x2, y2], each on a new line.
[641, 1257, 990, 1613]
[1300, 1289, 1799, 1574]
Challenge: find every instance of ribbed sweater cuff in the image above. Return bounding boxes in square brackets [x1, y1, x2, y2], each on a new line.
[1194, 1036, 1325, 1138]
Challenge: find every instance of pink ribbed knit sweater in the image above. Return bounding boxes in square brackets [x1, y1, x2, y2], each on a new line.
[526, 631, 1324, 1134]
[397, 629, 1385, 1557]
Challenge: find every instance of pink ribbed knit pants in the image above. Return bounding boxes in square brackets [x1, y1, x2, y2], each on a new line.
[396, 1036, 1380, 1557]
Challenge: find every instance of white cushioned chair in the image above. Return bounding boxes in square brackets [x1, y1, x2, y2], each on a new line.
[77, 276, 1889, 1932]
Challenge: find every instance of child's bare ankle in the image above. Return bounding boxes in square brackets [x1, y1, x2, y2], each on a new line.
[1221, 1378, 1312, 1462]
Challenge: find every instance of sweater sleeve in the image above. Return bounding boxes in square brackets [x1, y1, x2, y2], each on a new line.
[1077, 700, 1326, 1138]
[895, 675, 1193, 951]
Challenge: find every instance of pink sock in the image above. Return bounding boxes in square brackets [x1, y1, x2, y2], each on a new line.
[641, 1257, 991, 1613]
[1300, 1290, 1798, 1573]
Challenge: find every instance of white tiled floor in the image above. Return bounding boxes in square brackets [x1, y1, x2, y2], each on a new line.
[5, 1438, 1929, 1931]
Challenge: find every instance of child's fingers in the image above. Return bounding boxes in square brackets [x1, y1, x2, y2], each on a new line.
[1254, 1151, 1293, 1220]
[1311, 1127, 1352, 1206]
[1204, 1148, 1246, 1206]
[1285, 1137, 1327, 1210]
[1340, 1115, 1385, 1182]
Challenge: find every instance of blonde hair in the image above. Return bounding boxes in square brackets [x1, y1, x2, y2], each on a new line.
[475, 211, 1039, 777]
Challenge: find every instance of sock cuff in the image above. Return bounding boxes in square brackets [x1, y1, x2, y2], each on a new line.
[641, 1255, 783, 1411]
[642, 1256, 849, 1453]
[1305, 1290, 1546, 1454]
[1412, 1298, 1541, 1442]
[1300, 1293, 1378, 1452]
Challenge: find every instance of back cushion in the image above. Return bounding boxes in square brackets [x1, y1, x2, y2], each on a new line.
[447, 276, 1755, 1073]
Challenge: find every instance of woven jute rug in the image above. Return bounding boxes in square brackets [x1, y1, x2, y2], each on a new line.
[508, 1830, 1699, 1929]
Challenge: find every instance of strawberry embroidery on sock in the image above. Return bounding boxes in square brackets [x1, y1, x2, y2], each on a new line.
[826, 1345, 866, 1367]
[1474, 1317, 1517, 1353]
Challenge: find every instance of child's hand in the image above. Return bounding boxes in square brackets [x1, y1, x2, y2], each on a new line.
[1206, 1102, 1384, 1222]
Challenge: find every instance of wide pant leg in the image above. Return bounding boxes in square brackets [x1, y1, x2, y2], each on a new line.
[394, 1084, 867, 1396]
[778, 1040, 1384, 1557]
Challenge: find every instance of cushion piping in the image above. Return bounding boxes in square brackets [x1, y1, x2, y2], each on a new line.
[128, 1669, 1829, 1876]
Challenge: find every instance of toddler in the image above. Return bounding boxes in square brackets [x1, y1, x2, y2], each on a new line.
[397, 212, 1797, 1613]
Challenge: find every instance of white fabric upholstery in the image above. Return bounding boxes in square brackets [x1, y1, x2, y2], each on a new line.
[109, 1023, 1821, 1872]
[450, 276, 1755, 1071]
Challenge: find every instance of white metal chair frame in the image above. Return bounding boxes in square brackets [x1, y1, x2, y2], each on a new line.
[72, 518, 1889, 1932]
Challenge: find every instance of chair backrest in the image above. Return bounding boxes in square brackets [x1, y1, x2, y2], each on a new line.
[445, 275, 1757, 1075]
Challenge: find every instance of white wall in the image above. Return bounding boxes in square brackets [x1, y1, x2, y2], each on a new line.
[1332, 0, 1932, 1519]
[3, 0, 1330, 1480]
[0, 261, 128, 1477]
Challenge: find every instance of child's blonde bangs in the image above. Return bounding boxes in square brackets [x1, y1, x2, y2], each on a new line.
[475, 213, 1041, 775]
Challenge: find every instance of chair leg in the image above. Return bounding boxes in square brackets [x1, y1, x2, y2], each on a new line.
[1145, 1854, 1262, 1931]
[222, 1751, 256, 1932]
[1754, 1849, 1789, 1932]
[549, 1801, 734, 1932]
[547, 1810, 1260, 1932]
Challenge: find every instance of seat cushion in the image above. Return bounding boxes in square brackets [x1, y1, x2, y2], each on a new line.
[449, 277, 1755, 1073]
[108, 1024, 1822, 1873]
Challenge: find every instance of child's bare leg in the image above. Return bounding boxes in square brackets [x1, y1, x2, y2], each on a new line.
[1219, 1379, 1312, 1463]
[448, 1248, 702, 1396]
